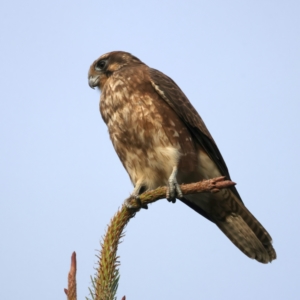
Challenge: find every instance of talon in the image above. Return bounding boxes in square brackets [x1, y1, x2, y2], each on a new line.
[125, 195, 141, 209]
[125, 195, 148, 210]
[129, 182, 149, 210]
[166, 166, 182, 203]
[166, 186, 176, 203]
[125, 197, 136, 209]
[175, 182, 183, 198]
[138, 196, 148, 209]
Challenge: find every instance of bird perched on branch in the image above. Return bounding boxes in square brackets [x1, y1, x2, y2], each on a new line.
[88, 51, 276, 263]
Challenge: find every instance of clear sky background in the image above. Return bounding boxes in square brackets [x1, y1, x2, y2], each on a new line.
[1, 1, 299, 299]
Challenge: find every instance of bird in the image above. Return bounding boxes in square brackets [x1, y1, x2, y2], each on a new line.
[88, 51, 276, 263]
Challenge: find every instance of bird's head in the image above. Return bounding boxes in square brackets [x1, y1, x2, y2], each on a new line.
[88, 51, 143, 90]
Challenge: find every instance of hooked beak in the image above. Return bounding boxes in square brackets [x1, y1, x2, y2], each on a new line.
[88, 75, 100, 89]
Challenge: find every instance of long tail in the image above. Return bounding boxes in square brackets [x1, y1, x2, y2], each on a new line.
[182, 189, 276, 263]
[215, 207, 276, 263]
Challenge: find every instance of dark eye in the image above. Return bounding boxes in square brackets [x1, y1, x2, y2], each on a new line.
[95, 60, 107, 71]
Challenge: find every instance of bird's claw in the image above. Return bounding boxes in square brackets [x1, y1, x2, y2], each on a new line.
[166, 166, 182, 203]
[166, 180, 183, 203]
[125, 195, 148, 210]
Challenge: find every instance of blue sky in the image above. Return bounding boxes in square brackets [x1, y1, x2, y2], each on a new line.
[1, 1, 299, 299]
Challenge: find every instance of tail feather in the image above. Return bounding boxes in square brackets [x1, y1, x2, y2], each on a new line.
[230, 202, 276, 262]
[218, 189, 276, 263]
[183, 189, 276, 263]
[215, 214, 274, 263]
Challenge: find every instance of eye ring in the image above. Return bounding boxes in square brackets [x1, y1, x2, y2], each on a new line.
[95, 60, 107, 71]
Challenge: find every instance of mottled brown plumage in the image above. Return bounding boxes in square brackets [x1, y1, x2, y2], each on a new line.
[88, 51, 276, 263]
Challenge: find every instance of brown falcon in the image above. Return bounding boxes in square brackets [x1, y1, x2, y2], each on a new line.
[88, 51, 276, 263]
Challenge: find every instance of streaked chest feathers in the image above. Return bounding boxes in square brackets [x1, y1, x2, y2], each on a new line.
[100, 70, 197, 189]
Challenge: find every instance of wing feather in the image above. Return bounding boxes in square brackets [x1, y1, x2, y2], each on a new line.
[149, 68, 242, 202]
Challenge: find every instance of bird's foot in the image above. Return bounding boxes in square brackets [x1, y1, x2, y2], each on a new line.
[125, 194, 148, 210]
[166, 167, 183, 203]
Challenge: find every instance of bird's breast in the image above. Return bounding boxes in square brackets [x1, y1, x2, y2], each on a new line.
[99, 75, 198, 188]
